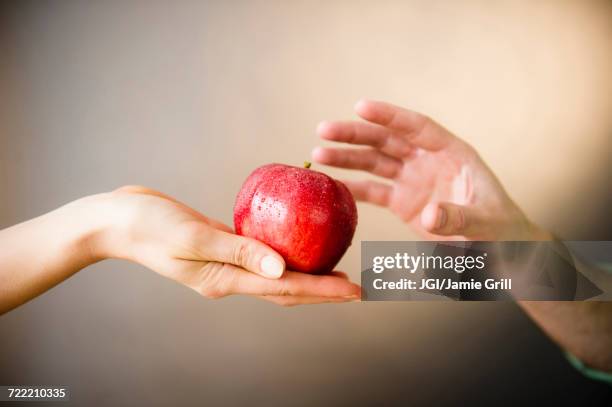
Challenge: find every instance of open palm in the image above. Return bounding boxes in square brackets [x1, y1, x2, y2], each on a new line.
[312, 100, 546, 241]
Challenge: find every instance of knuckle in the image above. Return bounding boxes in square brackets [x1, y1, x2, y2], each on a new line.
[412, 114, 431, 134]
[415, 116, 435, 141]
[454, 208, 467, 232]
[420, 114, 433, 128]
[232, 240, 251, 268]
[277, 279, 292, 297]
[197, 263, 229, 299]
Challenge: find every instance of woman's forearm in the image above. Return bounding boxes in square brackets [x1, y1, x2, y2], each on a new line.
[0, 195, 109, 313]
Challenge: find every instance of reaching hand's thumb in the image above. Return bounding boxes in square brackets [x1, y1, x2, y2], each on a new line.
[421, 202, 480, 237]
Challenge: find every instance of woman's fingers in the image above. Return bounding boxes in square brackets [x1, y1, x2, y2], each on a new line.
[194, 265, 361, 299]
[243, 271, 360, 305]
[354, 99, 455, 151]
[341, 179, 392, 207]
[420, 202, 483, 237]
[236, 269, 361, 297]
[317, 120, 413, 158]
[258, 295, 359, 306]
[311, 146, 402, 179]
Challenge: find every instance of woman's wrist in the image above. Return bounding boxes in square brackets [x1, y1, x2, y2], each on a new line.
[52, 192, 134, 265]
[68, 192, 141, 263]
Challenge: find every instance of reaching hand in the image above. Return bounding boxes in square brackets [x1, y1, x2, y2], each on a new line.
[312, 100, 550, 241]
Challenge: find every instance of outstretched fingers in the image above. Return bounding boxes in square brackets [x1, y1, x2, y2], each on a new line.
[354, 99, 455, 151]
[259, 295, 359, 306]
[311, 146, 402, 179]
[193, 264, 361, 300]
[341, 179, 392, 207]
[317, 120, 413, 158]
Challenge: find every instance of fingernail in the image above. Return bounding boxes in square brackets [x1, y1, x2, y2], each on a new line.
[317, 121, 330, 134]
[311, 147, 329, 164]
[260, 256, 284, 279]
[437, 207, 447, 229]
[354, 98, 368, 110]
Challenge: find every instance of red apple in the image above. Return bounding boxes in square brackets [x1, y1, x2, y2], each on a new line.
[234, 163, 358, 274]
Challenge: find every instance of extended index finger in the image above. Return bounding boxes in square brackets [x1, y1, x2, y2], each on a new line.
[317, 120, 413, 158]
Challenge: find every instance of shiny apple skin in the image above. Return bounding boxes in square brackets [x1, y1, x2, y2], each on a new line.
[234, 163, 358, 274]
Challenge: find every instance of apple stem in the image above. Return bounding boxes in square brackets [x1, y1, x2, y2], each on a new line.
[303, 161, 312, 169]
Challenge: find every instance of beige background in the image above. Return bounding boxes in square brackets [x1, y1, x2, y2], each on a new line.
[1, 1, 611, 405]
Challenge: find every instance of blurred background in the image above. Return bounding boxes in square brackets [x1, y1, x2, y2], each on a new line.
[1, 0, 611, 405]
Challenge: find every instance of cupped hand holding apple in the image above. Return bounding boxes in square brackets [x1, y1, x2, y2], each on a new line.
[0, 185, 361, 313]
[312, 99, 551, 241]
[97, 186, 361, 306]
